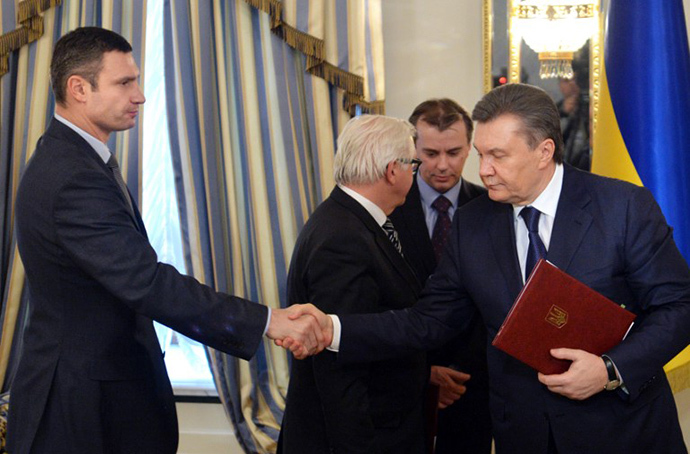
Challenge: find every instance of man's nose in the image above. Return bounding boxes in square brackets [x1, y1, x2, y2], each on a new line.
[437, 153, 449, 170]
[133, 83, 146, 104]
[479, 158, 493, 176]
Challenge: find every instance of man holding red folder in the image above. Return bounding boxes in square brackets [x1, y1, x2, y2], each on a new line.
[289, 84, 690, 453]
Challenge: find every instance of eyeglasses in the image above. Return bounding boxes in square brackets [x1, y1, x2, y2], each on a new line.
[397, 158, 422, 171]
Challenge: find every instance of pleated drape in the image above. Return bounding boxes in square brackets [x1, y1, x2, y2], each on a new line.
[163, 0, 385, 451]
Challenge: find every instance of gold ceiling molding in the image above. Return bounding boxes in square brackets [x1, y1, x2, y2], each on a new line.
[0, 0, 62, 78]
[244, 0, 383, 115]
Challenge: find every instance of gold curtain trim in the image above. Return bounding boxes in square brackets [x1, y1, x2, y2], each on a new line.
[0, 0, 62, 77]
[308, 59, 363, 96]
[344, 93, 385, 116]
[243, 0, 383, 115]
[276, 23, 325, 61]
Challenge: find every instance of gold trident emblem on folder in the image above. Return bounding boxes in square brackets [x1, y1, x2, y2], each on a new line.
[545, 305, 568, 328]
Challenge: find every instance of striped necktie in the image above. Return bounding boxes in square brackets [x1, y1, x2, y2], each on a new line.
[382, 218, 403, 256]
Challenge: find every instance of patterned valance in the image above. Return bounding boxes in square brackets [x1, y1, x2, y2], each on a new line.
[244, 0, 385, 115]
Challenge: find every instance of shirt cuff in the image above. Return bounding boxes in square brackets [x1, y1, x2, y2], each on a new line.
[263, 307, 271, 336]
[327, 314, 341, 352]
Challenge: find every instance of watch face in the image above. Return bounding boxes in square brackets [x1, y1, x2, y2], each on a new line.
[605, 379, 621, 391]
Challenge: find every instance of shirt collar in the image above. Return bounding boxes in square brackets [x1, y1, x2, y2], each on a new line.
[417, 172, 462, 208]
[55, 113, 111, 164]
[512, 163, 563, 220]
[338, 184, 388, 227]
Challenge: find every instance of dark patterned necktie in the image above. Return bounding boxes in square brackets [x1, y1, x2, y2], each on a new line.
[382, 218, 403, 256]
[520, 206, 547, 280]
[107, 154, 134, 214]
[431, 195, 452, 262]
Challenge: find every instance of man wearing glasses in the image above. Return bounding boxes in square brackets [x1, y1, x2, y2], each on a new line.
[279, 115, 427, 453]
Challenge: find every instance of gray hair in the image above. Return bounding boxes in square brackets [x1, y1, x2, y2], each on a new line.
[334, 115, 416, 186]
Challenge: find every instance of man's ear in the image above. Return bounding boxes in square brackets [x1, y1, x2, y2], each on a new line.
[384, 161, 397, 185]
[537, 138, 556, 168]
[65, 75, 90, 104]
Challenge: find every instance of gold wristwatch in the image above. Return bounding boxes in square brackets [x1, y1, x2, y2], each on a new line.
[602, 355, 621, 391]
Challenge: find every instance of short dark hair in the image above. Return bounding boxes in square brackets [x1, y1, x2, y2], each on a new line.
[472, 84, 564, 163]
[51, 27, 132, 105]
[408, 98, 474, 143]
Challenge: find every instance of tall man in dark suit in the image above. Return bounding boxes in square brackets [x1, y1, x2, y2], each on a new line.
[279, 115, 428, 453]
[295, 84, 690, 453]
[8, 27, 326, 454]
[390, 98, 491, 454]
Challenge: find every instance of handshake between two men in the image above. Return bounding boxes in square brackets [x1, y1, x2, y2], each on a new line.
[267, 304, 333, 359]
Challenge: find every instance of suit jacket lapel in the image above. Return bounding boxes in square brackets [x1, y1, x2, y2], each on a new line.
[548, 165, 593, 272]
[399, 180, 436, 277]
[489, 201, 524, 301]
[457, 179, 475, 206]
[331, 187, 421, 295]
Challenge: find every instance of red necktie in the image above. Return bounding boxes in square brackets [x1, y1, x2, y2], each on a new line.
[431, 195, 452, 262]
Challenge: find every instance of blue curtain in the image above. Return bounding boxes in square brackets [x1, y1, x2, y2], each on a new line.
[163, 0, 385, 451]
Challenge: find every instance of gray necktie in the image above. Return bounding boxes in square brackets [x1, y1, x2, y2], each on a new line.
[107, 154, 134, 214]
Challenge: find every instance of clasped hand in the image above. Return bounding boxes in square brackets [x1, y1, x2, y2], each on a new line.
[266, 304, 333, 359]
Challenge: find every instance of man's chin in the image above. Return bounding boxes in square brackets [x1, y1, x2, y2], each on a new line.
[487, 187, 508, 203]
[118, 120, 137, 131]
[430, 179, 458, 193]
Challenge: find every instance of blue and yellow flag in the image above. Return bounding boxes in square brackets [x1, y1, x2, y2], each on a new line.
[593, 0, 690, 392]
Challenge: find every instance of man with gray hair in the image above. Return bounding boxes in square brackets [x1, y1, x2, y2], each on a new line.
[279, 115, 428, 453]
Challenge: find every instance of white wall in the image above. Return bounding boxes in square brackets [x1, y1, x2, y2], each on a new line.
[381, 0, 484, 185]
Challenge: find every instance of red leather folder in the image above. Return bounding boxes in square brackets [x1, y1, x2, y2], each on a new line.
[492, 259, 636, 375]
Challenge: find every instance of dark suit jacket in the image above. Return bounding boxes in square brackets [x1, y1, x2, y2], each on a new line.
[280, 187, 427, 454]
[390, 177, 491, 454]
[9, 119, 268, 454]
[390, 177, 487, 368]
[390, 177, 486, 284]
[339, 165, 690, 454]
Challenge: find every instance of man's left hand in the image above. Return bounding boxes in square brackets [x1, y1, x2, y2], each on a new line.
[430, 366, 470, 409]
[537, 348, 608, 400]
